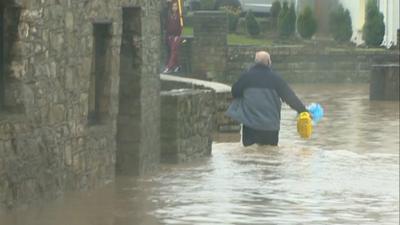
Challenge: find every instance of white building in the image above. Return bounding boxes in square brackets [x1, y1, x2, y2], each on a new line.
[339, 0, 399, 48]
[378, 0, 399, 48]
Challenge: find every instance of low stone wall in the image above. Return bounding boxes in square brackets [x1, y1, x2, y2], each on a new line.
[160, 73, 242, 163]
[161, 89, 213, 163]
[161, 74, 238, 133]
[224, 46, 400, 84]
[179, 38, 399, 85]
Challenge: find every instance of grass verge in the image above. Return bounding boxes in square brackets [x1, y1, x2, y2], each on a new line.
[183, 26, 272, 46]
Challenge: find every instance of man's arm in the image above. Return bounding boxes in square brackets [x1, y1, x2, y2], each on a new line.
[275, 75, 307, 113]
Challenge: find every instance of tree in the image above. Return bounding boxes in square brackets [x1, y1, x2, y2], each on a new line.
[271, 1, 281, 30]
[329, 4, 353, 43]
[362, 0, 385, 46]
[245, 10, 260, 37]
[278, 1, 295, 37]
[297, 6, 317, 39]
[288, 2, 296, 36]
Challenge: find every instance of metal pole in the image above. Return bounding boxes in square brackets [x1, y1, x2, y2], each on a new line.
[178, 0, 184, 27]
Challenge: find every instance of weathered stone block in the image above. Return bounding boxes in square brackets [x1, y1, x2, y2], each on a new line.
[161, 89, 213, 164]
[191, 11, 228, 80]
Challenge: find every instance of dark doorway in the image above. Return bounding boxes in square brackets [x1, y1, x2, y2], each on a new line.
[88, 23, 112, 125]
[116, 7, 142, 175]
[0, 3, 22, 113]
[0, 4, 21, 112]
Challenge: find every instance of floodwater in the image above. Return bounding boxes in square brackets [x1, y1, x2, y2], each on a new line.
[1, 84, 399, 225]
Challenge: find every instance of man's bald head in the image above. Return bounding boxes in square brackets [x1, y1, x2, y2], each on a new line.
[255, 51, 271, 66]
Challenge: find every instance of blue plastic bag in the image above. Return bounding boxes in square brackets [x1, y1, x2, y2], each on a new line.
[307, 103, 324, 124]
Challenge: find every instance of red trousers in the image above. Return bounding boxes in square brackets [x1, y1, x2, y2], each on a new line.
[165, 35, 181, 70]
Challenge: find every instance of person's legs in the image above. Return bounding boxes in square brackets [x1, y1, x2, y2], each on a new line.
[164, 36, 170, 66]
[256, 130, 279, 146]
[162, 37, 172, 73]
[242, 125, 257, 147]
[242, 126, 279, 147]
[165, 36, 181, 71]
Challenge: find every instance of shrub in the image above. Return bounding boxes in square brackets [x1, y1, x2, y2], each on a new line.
[329, 4, 353, 43]
[278, 2, 295, 37]
[221, 6, 241, 32]
[297, 6, 317, 39]
[288, 2, 296, 35]
[245, 11, 260, 37]
[362, 0, 385, 46]
[270, 1, 281, 29]
[200, 0, 216, 10]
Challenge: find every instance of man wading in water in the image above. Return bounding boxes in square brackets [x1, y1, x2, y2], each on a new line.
[226, 51, 309, 146]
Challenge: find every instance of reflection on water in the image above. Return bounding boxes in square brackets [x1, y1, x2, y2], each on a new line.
[1, 84, 399, 225]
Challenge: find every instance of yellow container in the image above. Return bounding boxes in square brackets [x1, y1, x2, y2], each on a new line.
[297, 112, 313, 139]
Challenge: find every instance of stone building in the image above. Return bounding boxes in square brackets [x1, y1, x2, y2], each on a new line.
[0, 0, 161, 209]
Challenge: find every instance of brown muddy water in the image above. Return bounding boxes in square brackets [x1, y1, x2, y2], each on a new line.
[1, 84, 399, 225]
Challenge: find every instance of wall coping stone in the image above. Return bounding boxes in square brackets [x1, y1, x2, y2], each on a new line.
[161, 89, 212, 96]
[228, 45, 400, 56]
[372, 64, 400, 68]
[160, 74, 231, 93]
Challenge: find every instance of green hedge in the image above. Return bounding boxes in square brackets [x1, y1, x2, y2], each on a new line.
[297, 6, 317, 39]
[278, 2, 296, 37]
[246, 11, 260, 37]
[362, 0, 385, 47]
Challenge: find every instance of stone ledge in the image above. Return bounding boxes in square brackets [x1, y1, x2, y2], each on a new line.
[160, 74, 231, 93]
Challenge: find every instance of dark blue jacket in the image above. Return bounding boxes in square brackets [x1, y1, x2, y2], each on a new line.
[226, 64, 307, 131]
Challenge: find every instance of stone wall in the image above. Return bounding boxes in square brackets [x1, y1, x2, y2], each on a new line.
[116, 6, 161, 176]
[179, 15, 398, 85]
[224, 46, 400, 84]
[0, 0, 160, 209]
[161, 89, 213, 163]
[161, 74, 238, 133]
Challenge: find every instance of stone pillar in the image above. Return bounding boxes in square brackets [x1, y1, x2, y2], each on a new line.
[370, 64, 400, 101]
[191, 11, 228, 81]
[178, 36, 193, 74]
[117, 7, 160, 176]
